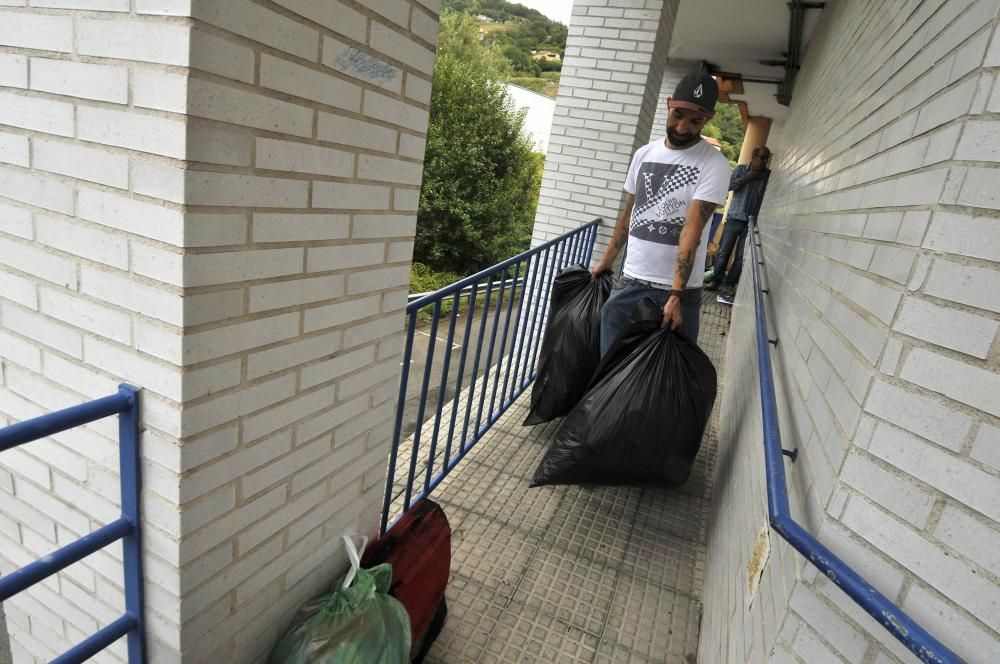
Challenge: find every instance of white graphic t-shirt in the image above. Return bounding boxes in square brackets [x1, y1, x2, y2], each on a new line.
[622, 138, 730, 287]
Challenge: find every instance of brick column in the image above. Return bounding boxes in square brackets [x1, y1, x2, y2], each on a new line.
[531, 0, 681, 261]
[0, 8, 193, 662]
[0, 1, 439, 662]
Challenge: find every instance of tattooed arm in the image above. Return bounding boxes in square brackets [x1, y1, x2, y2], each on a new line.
[591, 193, 635, 278]
[662, 199, 717, 329]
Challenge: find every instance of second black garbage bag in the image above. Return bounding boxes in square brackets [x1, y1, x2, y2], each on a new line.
[531, 297, 717, 487]
[523, 265, 612, 425]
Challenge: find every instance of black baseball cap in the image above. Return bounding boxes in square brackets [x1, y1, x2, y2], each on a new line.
[668, 73, 719, 117]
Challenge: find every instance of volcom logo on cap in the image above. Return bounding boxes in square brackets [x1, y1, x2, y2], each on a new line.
[693, 84, 703, 98]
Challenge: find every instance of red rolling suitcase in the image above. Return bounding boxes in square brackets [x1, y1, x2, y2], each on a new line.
[362, 499, 451, 662]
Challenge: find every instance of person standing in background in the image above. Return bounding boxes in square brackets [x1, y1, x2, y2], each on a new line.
[704, 146, 771, 300]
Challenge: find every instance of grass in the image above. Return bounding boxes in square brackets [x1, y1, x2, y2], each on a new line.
[510, 73, 559, 98]
[409, 263, 527, 327]
[478, 22, 518, 33]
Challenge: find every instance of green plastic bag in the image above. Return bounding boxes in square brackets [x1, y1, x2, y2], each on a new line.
[269, 536, 411, 664]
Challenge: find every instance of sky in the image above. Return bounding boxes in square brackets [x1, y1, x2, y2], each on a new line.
[514, 0, 574, 26]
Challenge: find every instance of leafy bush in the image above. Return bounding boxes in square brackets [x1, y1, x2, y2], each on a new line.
[703, 103, 744, 166]
[410, 262, 465, 295]
[415, 11, 542, 275]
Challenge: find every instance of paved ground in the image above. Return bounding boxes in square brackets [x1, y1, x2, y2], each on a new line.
[0, 293, 730, 664]
[421, 292, 733, 664]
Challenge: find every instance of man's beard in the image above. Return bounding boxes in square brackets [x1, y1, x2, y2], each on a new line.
[667, 128, 699, 147]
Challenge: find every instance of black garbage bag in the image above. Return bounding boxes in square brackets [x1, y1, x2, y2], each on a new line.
[523, 266, 612, 425]
[531, 297, 717, 487]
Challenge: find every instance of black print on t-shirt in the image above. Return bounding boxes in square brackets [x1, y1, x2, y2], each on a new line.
[630, 162, 700, 246]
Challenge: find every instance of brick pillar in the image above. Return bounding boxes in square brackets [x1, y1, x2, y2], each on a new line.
[531, 0, 681, 261]
[0, 1, 439, 662]
[0, 8, 193, 663]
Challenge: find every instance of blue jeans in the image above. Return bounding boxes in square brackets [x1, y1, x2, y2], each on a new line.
[600, 279, 702, 355]
[710, 218, 749, 286]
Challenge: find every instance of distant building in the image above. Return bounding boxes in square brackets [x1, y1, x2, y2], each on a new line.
[531, 50, 562, 61]
[506, 84, 556, 152]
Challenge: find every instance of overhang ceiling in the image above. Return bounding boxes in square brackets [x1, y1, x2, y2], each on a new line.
[668, 0, 826, 121]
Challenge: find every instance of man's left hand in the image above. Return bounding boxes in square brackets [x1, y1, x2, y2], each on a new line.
[661, 296, 682, 330]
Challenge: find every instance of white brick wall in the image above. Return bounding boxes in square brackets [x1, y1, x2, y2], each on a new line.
[0, 1, 437, 662]
[531, 0, 679, 253]
[0, 4, 190, 661]
[700, 1, 1000, 663]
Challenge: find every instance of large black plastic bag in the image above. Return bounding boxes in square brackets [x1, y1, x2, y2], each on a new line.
[524, 266, 612, 425]
[531, 297, 717, 487]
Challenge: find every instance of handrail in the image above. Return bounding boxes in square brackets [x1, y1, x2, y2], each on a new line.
[748, 225, 960, 663]
[0, 385, 146, 664]
[407, 221, 600, 311]
[407, 276, 526, 304]
[380, 219, 601, 534]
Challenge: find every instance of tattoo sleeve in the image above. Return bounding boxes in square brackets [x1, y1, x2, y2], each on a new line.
[671, 200, 716, 293]
[698, 200, 716, 223]
[598, 193, 634, 266]
[676, 252, 694, 285]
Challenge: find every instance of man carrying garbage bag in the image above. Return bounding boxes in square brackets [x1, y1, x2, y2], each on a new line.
[591, 73, 730, 350]
[531, 298, 717, 488]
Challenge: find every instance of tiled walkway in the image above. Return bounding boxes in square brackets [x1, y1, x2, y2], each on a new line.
[424, 294, 733, 663]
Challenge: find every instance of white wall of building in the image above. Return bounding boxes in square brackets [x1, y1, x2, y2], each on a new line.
[506, 83, 556, 152]
[0, 1, 440, 662]
[700, 1, 1000, 662]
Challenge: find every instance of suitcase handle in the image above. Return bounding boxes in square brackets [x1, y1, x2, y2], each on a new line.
[341, 534, 368, 589]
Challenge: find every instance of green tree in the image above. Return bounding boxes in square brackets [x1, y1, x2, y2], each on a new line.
[416, 11, 542, 275]
[503, 45, 540, 76]
[444, 0, 568, 71]
[705, 103, 745, 166]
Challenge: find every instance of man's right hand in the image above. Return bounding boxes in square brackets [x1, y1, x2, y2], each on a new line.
[591, 260, 611, 279]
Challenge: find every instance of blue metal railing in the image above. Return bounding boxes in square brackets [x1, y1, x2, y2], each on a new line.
[380, 219, 601, 534]
[0, 385, 146, 664]
[748, 226, 960, 663]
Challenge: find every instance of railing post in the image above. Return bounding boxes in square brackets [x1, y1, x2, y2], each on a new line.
[503, 256, 533, 406]
[445, 282, 479, 466]
[461, 273, 495, 453]
[520, 245, 551, 389]
[583, 219, 599, 264]
[425, 293, 462, 493]
[382, 311, 418, 535]
[117, 384, 146, 664]
[491, 260, 522, 419]
[406, 302, 441, 511]
[474, 269, 508, 437]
